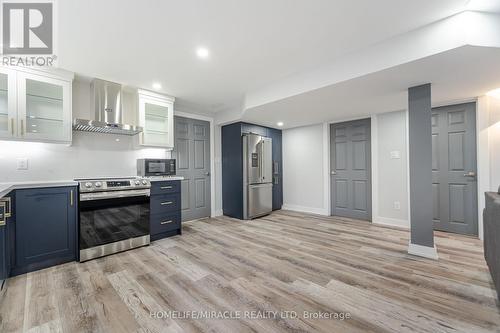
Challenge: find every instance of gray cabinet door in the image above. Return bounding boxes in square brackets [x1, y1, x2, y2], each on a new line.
[330, 119, 372, 220]
[172, 116, 211, 221]
[432, 103, 477, 236]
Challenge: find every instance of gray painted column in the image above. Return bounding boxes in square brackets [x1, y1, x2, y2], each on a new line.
[408, 84, 437, 258]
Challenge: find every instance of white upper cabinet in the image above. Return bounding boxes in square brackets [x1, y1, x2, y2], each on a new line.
[0, 66, 73, 144]
[17, 71, 72, 143]
[138, 89, 175, 148]
[0, 67, 17, 139]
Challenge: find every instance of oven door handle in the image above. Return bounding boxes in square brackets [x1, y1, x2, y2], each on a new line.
[79, 190, 151, 201]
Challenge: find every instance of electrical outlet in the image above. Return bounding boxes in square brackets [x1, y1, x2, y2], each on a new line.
[394, 201, 401, 210]
[390, 150, 401, 159]
[16, 158, 28, 170]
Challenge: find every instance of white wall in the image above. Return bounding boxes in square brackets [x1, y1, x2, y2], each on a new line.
[488, 96, 500, 190]
[0, 133, 168, 182]
[282, 124, 327, 215]
[0, 80, 169, 182]
[280, 111, 409, 225]
[477, 94, 500, 240]
[372, 111, 409, 228]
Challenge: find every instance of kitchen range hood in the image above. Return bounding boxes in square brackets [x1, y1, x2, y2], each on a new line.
[73, 79, 143, 135]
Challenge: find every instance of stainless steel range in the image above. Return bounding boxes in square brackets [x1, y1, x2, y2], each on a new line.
[77, 177, 151, 262]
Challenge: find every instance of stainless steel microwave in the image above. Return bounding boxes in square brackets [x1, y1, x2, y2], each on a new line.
[137, 159, 176, 177]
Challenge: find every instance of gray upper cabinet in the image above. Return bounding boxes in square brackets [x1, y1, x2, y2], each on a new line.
[0, 66, 74, 144]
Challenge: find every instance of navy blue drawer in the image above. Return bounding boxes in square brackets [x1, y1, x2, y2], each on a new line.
[151, 180, 181, 195]
[150, 212, 181, 234]
[150, 193, 181, 214]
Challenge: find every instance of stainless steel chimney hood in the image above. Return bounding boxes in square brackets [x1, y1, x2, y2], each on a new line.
[73, 79, 143, 135]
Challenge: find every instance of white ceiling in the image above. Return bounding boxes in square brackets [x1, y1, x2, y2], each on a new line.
[243, 46, 500, 128]
[58, 0, 472, 113]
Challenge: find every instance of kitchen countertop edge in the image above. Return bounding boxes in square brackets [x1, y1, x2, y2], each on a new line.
[0, 180, 79, 198]
[148, 176, 185, 181]
[0, 177, 185, 198]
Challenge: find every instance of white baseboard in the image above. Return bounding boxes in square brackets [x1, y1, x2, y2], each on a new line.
[373, 216, 409, 229]
[282, 204, 329, 216]
[213, 209, 223, 217]
[408, 242, 439, 260]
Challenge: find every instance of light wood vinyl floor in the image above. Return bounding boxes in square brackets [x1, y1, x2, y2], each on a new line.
[0, 210, 499, 333]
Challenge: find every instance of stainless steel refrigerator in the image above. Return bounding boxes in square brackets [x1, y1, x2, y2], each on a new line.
[243, 133, 273, 219]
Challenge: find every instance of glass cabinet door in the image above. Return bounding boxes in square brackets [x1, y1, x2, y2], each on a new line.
[143, 102, 170, 146]
[17, 72, 71, 142]
[0, 69, 16, 138]
[139, 92, 174, 148]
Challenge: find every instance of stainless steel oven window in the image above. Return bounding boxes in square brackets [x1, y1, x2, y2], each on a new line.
[79, 195, 150, 250]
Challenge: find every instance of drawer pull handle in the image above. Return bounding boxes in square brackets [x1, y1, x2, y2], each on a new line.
[161, 201, 173, 205]
[160, 220, 173, 225]
[0, 197, 12, 218]
[160, 186, 173, 189]
[0, 202, 6, 226]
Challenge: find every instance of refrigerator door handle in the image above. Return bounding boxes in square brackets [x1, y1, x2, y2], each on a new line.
[261, 141, 265, 181]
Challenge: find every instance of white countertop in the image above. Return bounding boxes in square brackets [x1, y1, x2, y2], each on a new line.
[0, 180, 78, 198]
[0, 176, 184, 198]
[148, 176, 185, 181]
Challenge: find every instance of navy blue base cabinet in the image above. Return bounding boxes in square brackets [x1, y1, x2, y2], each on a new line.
[150, 180, 182, 241]
[222, 122, 283, 219]
[11, 187, 78, 276]
[0, 193, 14, 284]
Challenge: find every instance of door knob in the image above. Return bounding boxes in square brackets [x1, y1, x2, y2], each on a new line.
[331, 171, 337, 175]
[205, 172, 210, 176]
[464, 171, 476, 177]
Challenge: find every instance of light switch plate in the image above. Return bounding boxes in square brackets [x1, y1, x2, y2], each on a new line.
[390, 150, 401, 159]
[16, 158, 28, 170]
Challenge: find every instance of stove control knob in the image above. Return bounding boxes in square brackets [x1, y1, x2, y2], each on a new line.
[142, 180, 148, 185]
[135, 180, 140, 185]
[85, 182, 92, 188]
[95, 182, 102, 187]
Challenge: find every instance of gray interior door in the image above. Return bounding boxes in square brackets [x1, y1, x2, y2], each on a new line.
[432, 103, 477, 236]
[172, 116, 211, 221]
[330, 119, 372, 220]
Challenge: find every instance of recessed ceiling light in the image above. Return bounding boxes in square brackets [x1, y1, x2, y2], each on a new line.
[196, 47, 209, 59]
[152, 82, 162, 90]
[277, 122, 284, 127]
[487, 88, 500, 99]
